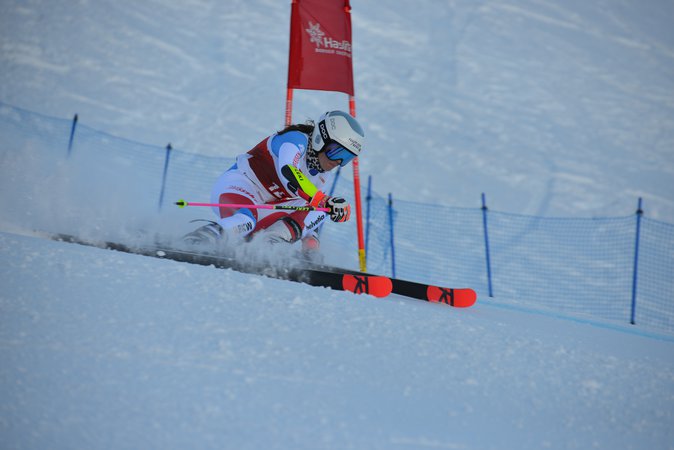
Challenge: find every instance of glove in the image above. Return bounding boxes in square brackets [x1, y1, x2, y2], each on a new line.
[310, 191, 351, 222]
[326, 197, 351, 222]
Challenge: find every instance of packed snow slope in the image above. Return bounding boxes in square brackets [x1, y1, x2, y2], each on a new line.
[2, 231, 674, 450]
[2, 0, 674, 448]
[0, 0, 673, 220]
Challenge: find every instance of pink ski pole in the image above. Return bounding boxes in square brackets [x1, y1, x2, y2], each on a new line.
[175, 199, 329, 213]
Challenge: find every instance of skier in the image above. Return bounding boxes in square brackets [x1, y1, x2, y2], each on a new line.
[183, 110, 364, 256]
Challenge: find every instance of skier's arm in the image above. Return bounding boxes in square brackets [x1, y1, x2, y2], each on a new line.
[281, 165, 350, 223]
[281, 164, 321, 202]
[271, 131, 350, 222]
[271, 130, 307, 176]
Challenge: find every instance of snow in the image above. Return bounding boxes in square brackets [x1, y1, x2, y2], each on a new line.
[1, 0, 674, 448]
[2, 231, 674, 449]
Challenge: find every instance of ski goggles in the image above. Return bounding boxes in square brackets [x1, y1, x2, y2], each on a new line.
[324, 142, 357, 167]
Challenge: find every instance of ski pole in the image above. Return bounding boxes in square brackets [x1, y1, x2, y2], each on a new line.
[175, 199, 330, 212]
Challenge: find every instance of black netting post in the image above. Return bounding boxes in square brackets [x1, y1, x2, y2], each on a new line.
[630, 198, 643, 325]
[482, 193, 494, 297]
[67, 114, 78, 157]
[158, 143, 172, 211]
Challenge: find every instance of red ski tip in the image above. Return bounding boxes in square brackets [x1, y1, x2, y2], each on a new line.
[342, 274, 393, 298]
[426, 286, 477, 307]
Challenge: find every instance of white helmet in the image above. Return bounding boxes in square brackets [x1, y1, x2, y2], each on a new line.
[311, 111, 364, 165]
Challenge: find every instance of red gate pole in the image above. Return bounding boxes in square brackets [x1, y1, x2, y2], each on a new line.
[349, 96, 367, 272]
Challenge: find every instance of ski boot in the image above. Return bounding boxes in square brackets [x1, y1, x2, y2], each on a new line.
[182, 220, 226, 246]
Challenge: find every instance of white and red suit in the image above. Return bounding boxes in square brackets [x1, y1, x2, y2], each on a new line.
[210, 130, 332, 244]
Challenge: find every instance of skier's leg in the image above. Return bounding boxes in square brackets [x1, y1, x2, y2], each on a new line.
[214, 193, 257, 237]
[254, 212, 305, 244]
[183, 171, 261, 245]
[251, 199, 321, 246]
[210, 171, 261, 242]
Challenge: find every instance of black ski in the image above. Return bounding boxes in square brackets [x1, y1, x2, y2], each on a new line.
[45, 233, 475, 306]
[47, 233, 392, 298]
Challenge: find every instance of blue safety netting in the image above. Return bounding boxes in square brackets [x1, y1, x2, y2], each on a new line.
[1, 102, 672, 334]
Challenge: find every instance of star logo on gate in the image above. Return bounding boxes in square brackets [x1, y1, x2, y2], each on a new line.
[305, 21, 325, 47]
